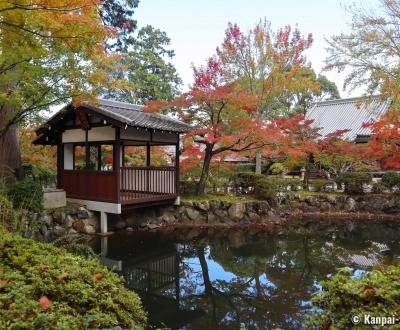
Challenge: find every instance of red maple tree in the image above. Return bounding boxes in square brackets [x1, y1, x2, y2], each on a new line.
[364, 109, 400, 169]
[147, 58, 292, 194]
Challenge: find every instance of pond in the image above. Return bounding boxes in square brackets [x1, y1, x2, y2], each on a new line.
[89, 221, 400, 329]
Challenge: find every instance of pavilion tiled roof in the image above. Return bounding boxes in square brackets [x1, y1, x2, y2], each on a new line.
[306, 96, 391, 141]
[85, 99, 193, 133]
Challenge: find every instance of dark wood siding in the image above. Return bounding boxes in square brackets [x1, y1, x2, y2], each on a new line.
[62, 170, 118, 202]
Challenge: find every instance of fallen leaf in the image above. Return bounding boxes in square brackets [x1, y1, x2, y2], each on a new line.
[57, 273, 68, 281]
[93, 273, 103, 281]
[364, 285, 376, 300]
[0, 279, 8, 286]
[25, 311, 35, 318]
[39, 295, 52, 311]
[40, 264, 50, 271]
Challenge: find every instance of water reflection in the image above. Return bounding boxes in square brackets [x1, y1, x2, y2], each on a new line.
[90, 221, 400, 329]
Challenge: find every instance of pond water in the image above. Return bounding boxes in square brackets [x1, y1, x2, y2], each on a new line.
[89, 221, 400, 329]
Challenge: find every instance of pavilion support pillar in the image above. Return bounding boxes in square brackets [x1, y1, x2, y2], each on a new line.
[100, 237, 108, 257]
[100, 211, 108, 233]
[174, 135, 180, 206]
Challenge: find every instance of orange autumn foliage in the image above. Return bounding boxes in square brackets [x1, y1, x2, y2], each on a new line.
[19, 128, 56, 170]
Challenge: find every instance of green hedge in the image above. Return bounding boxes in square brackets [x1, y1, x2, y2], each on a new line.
[335, 173, 372, 194]
[0, 230, 147, 329]
[381, 171, 400, 190]
[308, 266, 400, 329]
[230, 172, 302, 197]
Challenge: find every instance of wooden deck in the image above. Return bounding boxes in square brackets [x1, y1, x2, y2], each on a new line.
[120, 191, 178, 205]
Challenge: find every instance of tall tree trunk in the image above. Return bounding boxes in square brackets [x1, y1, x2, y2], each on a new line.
[0, 108, 21, 180]
[196, 146, 213, 195]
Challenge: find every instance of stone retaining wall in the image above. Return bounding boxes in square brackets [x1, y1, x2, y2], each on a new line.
[23, 193, 400, 237]
[23, 204, 99, 242]
[113, 193, 400, 231]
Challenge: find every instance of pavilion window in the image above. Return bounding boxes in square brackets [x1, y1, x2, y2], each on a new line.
[100, 145, 113, 171]
[71, 144, 114, 171]
[88, 145, 99, 170]
[150, 145, 175, 166]
[123, 146, 147, 167]
[73, 145, 86, 170]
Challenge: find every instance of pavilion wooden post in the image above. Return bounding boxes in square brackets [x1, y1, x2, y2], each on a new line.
[146, 141, 151, 193]
[100, 211, 108, 233]
[57, 141, 63, 189]
[115, 127, 121, 202]
[175, 135, 180, 196]
[84, 129, 89, 198]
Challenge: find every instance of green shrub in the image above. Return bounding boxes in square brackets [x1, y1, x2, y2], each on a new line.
[335, 172, 372, 194]
[0, 194, 14, 231]
[308, 266, 400, 329]
[230, 172, 265, 193]
[0, 230, 147, 329]
[8, 178, 43, 212]
[308, 179, 335, 192]
[269, 163, 288, 176]
[381, 171, 400, 191]
[254, 177, 280, 201]
[180, 180, 198, 195]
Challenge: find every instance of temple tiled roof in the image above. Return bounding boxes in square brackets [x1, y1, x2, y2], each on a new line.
[306, 96, 391, 140]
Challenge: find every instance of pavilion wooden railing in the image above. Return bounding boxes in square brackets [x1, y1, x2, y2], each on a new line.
[120, 166, 177, 201]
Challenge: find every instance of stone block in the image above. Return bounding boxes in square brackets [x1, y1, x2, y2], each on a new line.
[43, 189, 66, 209]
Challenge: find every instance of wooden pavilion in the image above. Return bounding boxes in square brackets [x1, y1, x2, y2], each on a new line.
[34, 99, 192, 232]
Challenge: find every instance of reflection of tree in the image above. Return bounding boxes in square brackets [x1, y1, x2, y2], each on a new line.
[176, 227, 399, 329]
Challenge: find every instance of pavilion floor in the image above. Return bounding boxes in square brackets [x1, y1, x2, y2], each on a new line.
[120, 191, 178, 206]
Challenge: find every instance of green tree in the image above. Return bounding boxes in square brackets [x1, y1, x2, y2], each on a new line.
[291, 68, 340, 115]
[104, 25, 182, 104]
[0, 1, 123, 178]
[100, 0, 140, 51]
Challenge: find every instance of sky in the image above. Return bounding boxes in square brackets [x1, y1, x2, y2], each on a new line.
[135, 0, 376, 98]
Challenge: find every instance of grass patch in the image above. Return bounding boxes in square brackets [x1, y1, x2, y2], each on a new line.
[181, 194, 259, 203]
[295, 190, 344, 197]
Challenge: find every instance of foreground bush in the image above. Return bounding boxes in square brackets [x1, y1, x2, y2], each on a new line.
[0, 231, 147, 329]
[308, 266, 400, 329]
[336, 172, 372, 194]
[381, 171, 400, 191]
